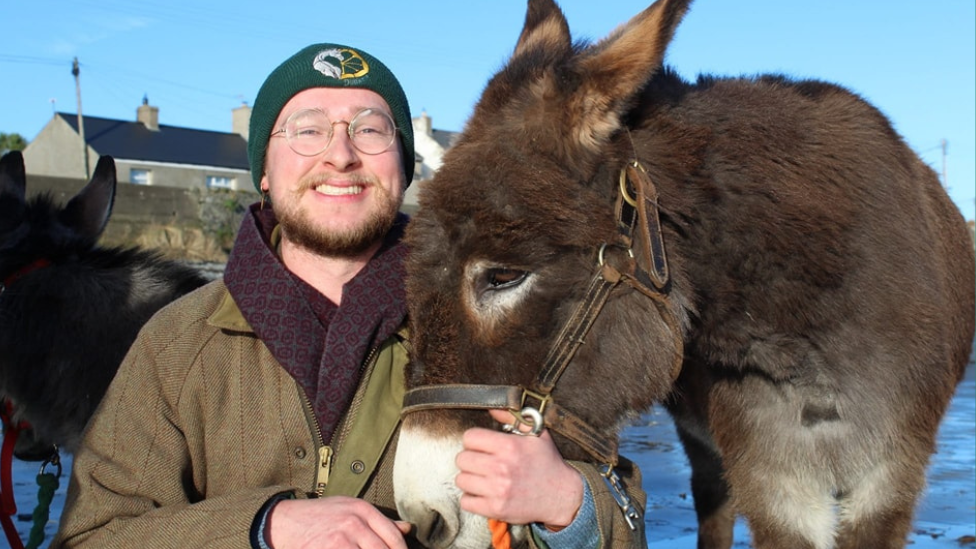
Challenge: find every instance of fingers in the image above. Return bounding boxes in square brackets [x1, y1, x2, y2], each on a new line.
[488, 408, 517, 426]
[454, 410, 583, 527]
[459, 491, 506, 521]
[462, 422, 556, 457]
[268, 497, 409, 549]
[365, 510, 411, 549]
[455, 464, 512, 500]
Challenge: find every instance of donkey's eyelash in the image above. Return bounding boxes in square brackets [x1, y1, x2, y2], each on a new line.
[462, 260, 536, 322]
[485, 268, 527, 289]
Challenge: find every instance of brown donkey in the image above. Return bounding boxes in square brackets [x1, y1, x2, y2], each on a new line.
[393, 1, 976, 548]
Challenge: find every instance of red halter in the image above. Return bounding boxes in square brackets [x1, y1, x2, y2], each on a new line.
[2, 259, 52, 292]
[0, 257, 53, 549]
[1, 401, 30, 549]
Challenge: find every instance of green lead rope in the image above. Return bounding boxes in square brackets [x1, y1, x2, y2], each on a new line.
[25, 471, 59, 549]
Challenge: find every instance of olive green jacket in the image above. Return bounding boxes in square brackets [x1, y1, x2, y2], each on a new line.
[53, 280, 646, 549]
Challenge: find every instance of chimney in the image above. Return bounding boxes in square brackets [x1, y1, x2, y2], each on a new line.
[137, 95, 159, 131]
[413, 109, 432, 137]
[233, 102, 251, 140]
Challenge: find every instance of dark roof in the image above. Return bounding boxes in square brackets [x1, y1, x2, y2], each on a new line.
[431, 128, 459, 150]
[58, 112, 248, 170]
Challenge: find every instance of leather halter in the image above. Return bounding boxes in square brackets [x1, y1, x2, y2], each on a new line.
[400, 161, 684, 468]
[0, 258, 52, 296]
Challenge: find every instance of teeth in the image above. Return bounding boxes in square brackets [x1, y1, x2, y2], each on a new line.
[314, 184, 364, 196]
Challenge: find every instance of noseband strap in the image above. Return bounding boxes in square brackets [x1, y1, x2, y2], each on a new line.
[401, 382, 620, 466]
[401, 384, 523, 413]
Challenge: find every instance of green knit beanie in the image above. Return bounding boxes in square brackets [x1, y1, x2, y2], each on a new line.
[248, 43, 414, 191]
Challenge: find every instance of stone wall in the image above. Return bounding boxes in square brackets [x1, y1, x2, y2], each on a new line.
[26, 175, 253, 263]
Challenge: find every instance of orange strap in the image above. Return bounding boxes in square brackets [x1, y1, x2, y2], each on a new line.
[488, 518, 511, 549]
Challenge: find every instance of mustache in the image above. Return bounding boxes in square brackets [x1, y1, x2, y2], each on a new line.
[297, 173, 377, 191]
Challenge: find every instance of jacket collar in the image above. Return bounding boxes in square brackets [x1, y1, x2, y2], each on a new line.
[209, 288, 253, 332]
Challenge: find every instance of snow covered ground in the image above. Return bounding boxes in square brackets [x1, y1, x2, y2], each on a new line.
[6, 362, 974, 548]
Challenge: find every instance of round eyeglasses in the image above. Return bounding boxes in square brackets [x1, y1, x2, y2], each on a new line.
[270, 108, 398, 157]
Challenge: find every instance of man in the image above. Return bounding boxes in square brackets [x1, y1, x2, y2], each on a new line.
[53, 43, 646, 549]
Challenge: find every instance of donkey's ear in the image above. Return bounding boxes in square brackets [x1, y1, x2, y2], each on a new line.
[0, 151, 27, 202]
[568, 0, 692, 151]
[468, 0, 573, 132]
[59, 155, 116, 240]
[512, 0, 572, 59]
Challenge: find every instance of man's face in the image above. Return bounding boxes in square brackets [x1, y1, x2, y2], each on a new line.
[261, 87, 406, 258]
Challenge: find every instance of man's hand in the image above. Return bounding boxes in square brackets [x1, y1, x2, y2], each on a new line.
[455, 409, 584, 530]
[267, 496, 411, 549]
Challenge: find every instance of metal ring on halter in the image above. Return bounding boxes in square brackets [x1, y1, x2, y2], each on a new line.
[598, 243, 635, 267]
[618, 167, 639, 207]
[501, 407, 544, 437]
[39, 446, 62, 477]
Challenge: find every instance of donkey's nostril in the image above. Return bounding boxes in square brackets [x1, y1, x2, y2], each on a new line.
[412, 507, 457, 549]
[429, 511, 446, 544]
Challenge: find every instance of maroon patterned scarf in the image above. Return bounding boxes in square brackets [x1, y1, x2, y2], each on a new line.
[224, 204, 408, 443]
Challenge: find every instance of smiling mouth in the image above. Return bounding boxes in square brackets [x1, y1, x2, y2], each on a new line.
[314, 184, 365, 196]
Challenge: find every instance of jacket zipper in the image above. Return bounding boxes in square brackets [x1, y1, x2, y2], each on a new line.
[302, 344, 381, 497]
[300, 394, 331, 497]
[315, 446, 333, 497]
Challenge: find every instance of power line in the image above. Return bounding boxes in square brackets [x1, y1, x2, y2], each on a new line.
[82, 61, 238, 101]
[0, 54, 67, 66]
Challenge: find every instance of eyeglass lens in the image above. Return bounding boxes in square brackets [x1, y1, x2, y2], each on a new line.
[284, 108, 396, 156]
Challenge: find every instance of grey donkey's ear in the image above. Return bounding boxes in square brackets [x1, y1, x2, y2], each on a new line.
[59, 155, 117, 241]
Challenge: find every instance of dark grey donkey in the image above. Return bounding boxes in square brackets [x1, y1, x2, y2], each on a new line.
[0, 151, 208, 459]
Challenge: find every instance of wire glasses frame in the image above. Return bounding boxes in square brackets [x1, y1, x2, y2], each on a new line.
[270, 107, 398, 157]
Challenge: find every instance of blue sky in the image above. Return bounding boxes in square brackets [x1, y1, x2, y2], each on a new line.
[2, 1, 973, 221]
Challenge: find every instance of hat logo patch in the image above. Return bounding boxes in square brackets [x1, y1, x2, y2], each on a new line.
[312, 48, 370, 80]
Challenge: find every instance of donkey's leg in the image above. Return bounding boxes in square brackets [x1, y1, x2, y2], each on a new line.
[673, 423, 734, 549]
[832, 445, 927, 548]
[834, 504, 915, 549]
[729, 466, 836, 549]
[710, 378, 840, 549]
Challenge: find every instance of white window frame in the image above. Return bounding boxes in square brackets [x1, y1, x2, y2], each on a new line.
[130, 168, 152, 185]
[206, 175, 235, 190]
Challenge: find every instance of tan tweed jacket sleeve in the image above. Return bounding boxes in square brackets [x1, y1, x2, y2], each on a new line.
[52, 281, 320, 548]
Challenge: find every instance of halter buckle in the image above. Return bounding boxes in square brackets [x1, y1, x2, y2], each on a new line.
[520, 388, 552, 415]
[500, 389, 552, 436]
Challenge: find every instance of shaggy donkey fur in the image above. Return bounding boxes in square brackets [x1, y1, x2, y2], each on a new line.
[0, 151, 207, 458]
[394, 1, 976, 548]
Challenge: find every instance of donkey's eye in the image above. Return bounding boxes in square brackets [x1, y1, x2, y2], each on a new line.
[465, 262, 534, 316]
[486, 268, 527, 290]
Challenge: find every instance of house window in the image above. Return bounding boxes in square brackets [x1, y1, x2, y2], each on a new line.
[206, 175, 235, 190]
[130, 168, 152, 185]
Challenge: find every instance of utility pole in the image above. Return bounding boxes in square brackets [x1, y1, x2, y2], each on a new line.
[73, 57, 89, 179]
[940, 138, 948, 190]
